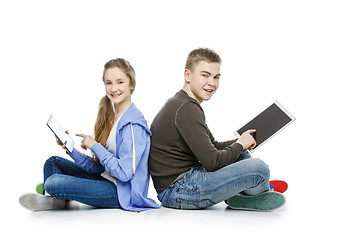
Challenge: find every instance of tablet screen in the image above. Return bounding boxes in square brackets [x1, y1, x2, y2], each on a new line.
[47, 115, 74, 153]
[235, 101, 295, 152]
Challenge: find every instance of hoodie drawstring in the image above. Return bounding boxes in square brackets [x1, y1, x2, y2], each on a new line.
[130, 123, 136, 177]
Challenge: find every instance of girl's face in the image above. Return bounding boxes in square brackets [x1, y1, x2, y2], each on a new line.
[104, 67, 134, 106]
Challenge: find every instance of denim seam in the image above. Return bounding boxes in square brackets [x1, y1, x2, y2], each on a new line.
[224, 171, 267, 193]
[166, 186, 177, 207]
[181, 167, 200, 191]
[54, 193, 118, 199]
[174, 194, 215, 209]
[54, 193, 119, 208]
[175, 198, 215, 207]
[51, 156, 99, 180]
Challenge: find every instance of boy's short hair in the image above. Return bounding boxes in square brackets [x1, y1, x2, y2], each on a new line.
[185, 48, 222, 71]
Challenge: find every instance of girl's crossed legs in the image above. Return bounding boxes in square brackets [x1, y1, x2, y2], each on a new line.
[43, 156, 120, 208]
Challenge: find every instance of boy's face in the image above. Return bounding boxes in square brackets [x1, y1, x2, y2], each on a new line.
[184, 61, 221, 103]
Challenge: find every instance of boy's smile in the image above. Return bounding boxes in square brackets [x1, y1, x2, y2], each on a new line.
[183, 61, 221, 104]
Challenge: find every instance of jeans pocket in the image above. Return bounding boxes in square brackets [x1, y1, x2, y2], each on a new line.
[157, 190, 166, 203]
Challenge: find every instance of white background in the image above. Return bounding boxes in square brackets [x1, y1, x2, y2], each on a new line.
[1, 0, 359, 239]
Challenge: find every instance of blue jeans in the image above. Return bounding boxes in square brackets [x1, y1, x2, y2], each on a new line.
[43, 156, 120, 208]
[157, 151, 270, 209]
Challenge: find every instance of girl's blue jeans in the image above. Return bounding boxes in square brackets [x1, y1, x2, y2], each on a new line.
[43, 156, 120, 208]
[157, 151, 270, 209]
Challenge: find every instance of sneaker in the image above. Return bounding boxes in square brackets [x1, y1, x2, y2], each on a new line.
[269, 180, 288, 193]
[19, 193, 66, 211]
[225, 191, 285, 211]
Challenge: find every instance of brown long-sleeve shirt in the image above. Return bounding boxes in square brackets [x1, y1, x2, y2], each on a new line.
[149, 90, 244, 190]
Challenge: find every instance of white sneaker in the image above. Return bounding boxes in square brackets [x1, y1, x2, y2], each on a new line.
[19, 193, 66, 211]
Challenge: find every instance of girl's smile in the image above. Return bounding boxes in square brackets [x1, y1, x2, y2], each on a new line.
[110, 92, 122, 98]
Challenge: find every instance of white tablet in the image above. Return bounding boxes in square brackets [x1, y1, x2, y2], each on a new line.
[47, 115, 74, 153]
[234, 101, 296, 152]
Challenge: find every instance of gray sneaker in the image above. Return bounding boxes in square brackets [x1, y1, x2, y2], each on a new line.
[225, 191, 286, 211]
[19, 193, 66, 211]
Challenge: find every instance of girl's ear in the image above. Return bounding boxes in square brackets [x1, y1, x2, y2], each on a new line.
[130, 83, 135, 93]
[184, 69, 191, 83]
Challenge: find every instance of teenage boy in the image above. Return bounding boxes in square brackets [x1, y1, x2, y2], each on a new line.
[148, 48, 285, 211]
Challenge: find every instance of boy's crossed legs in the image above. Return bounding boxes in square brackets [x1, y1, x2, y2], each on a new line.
[157, 151, 285, 211]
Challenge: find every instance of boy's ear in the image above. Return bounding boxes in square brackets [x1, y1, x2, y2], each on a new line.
[184, 69, 191, 83]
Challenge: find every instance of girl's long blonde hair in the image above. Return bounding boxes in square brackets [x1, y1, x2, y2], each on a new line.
[92, 58, 136, 163]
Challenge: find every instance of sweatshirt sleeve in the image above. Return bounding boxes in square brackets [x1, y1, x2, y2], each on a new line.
[208, 129, 238, 150]
[91, 123, 148, 182]
[175, 101, 243, 172]
[67, 147, 105, 174]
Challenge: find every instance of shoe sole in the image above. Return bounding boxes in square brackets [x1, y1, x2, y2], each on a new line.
[226, 191, 286, 211]
[19, 193, 66, 211]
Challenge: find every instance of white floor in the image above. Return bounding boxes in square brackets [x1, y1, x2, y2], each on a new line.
[6, 185, 358, 239]
[2, 1, 360, 239]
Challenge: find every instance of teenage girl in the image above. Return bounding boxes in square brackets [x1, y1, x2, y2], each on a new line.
[19, 58, 160, 211]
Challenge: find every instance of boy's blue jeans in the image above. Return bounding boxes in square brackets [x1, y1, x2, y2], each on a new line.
[157, 151, 270, 209]
[43, 156, 120, 208]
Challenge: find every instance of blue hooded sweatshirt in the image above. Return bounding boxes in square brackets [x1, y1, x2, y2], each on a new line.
[68, 103, 160, 211]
